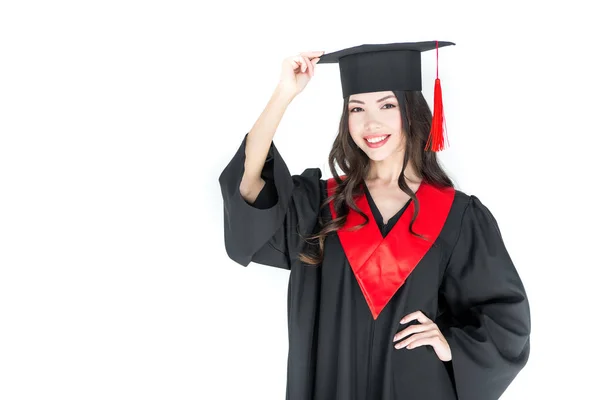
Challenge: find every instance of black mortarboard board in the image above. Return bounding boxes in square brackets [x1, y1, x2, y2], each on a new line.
[317, 40, 455, 151]
[316, 40, 454, 97]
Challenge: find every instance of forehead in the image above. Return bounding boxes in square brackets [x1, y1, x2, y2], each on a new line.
[349, 90, 395, 102]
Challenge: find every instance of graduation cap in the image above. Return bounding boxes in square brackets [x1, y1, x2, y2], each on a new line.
[317, 41, 455, 152]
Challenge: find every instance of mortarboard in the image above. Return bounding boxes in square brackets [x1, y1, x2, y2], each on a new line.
[317, 40, 454, 152]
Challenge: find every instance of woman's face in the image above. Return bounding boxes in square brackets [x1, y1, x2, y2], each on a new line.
[347, 90, 404, 161]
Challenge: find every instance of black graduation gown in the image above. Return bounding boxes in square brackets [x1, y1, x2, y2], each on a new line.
[218, 134, 531, 400]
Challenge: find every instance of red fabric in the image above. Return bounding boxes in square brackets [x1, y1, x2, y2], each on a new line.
[327, 178, 455, 319]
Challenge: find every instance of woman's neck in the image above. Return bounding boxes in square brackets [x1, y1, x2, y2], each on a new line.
[365, 155, 420, 186]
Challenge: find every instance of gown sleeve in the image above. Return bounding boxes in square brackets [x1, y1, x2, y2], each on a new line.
[439, 195, 531, 400]
[218, 133, 322, 269]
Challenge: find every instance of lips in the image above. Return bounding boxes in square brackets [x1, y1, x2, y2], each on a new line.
[364, 134, 391, 149]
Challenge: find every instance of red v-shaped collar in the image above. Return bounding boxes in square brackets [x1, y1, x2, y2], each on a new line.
[326, 178, 455, 320]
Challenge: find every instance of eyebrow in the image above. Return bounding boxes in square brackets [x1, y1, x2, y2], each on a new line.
[348, 94, 396, 105]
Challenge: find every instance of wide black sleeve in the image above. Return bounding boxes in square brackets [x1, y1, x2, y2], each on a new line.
[439, 196, 531, 400]
[218, 133, 322, 269]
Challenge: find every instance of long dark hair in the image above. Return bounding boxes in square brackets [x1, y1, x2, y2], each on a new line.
[298, 90, 454, 266]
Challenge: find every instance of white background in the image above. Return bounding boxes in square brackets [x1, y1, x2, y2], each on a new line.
[1, 0, 598, 399]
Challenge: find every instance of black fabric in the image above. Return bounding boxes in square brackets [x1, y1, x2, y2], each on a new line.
[363, 184, 412, 238]
[316, 41, 455, 97]
[218, 133, 531, 400]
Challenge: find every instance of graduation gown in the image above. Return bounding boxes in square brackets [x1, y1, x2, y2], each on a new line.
[218, 134, 531, 400]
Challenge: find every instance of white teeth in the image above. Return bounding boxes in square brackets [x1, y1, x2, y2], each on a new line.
[366, 135, 389, 143]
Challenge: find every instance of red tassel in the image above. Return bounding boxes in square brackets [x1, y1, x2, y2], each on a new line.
[425, 41, 448, 152]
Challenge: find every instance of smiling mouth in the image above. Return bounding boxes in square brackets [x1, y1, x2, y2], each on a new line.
[364, 134, 391, 148]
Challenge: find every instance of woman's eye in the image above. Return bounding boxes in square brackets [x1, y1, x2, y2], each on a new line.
[350, 103, 396, 113]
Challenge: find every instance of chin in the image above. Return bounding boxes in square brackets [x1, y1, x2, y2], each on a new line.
[364, 149, 395, 162]
[360, 137, 401, 161]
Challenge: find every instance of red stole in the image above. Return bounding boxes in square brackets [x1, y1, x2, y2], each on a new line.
[326, 178, 455, 320]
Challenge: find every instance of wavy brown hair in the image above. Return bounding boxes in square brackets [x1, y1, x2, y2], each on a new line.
[298, 90, 454, 266]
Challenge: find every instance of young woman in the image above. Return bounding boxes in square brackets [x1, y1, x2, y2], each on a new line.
[218, 41, 531, 400]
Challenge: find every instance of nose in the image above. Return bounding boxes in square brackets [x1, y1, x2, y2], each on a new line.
[364, 119, 382, 132]
[362, 108, 383, 129]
